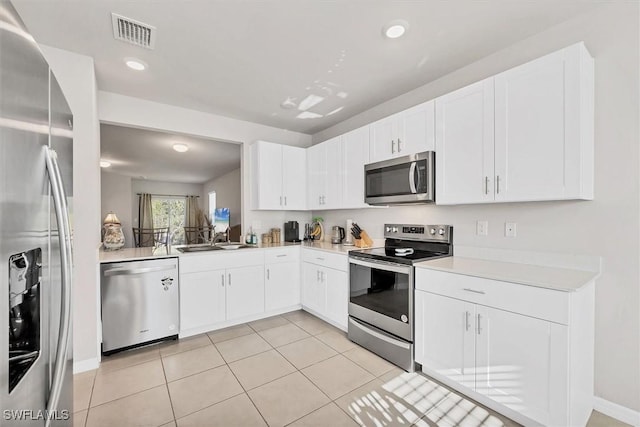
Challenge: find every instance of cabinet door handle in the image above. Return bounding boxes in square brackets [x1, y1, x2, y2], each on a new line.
[496, 175, 501, 194]
[316, 270, 320, 282]
[485, 176, 489, 195]
[228, 273, 231, 286]
[221, 274, 225, 287]
[284, 196, 287, 206]
[465, 311, 471, 331]
[477, 313, 482, 335]
[397, 138, 402, 152]
[391, 139, 396, 154]
[266, 269, 270, 280]
[463, 288, 485, 295]
[280, 196, 282, 206]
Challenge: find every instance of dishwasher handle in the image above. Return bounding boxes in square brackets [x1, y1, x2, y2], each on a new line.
[103, 264, 176, 276]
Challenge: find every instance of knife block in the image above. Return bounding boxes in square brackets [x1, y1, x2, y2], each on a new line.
[354, 230, 374, 248]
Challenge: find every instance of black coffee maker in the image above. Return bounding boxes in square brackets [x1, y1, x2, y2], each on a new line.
[284, 221, 300, 242]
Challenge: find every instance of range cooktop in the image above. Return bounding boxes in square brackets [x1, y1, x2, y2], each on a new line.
[349, 223, 453, 265]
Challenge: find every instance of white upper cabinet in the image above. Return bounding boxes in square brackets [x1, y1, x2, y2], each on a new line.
[341, 125, 370, 209]
[281, 145, 307, 209]
[436, 42, 594, 205]
[307, 138, 339, 209]
[370, 100, 435, 163]
[251, 141, 306, 210]
[435, 79, 495, 205]
[494, 43, 594, 202]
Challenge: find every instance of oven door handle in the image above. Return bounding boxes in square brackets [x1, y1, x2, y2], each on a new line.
[349, 257, 413, 275]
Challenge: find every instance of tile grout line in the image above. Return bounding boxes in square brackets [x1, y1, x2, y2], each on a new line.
[159, 354, 178, 425]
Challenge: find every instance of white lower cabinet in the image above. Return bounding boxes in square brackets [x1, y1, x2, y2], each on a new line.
[415, 268, 594, 427]
[265, 247, 301, 311]
[226, 265, 264, 321]
[180, 269, 226, 331]
[301, 249, 348, 330]
[179, 251, 267, 335]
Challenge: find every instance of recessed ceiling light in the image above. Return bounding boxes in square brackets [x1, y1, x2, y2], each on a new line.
[296, 111, 323, 119]
[172, 143, 189, 153]
[100, 160, 112, 168]
[125, 57, 147, 71]
[383, 20, 409, 39]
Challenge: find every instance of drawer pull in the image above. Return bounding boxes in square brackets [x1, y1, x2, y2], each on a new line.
[316, 257, 325, 261]
[276, 254, 287, 258]
[463, 288, 485, 295]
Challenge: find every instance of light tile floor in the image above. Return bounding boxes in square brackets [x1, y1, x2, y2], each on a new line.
[73, 310, 631, 427]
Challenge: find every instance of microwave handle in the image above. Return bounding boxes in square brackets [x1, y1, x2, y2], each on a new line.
[409, 162, 417, 193]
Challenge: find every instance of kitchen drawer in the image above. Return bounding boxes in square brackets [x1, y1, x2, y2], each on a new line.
[415, 268, 569, 325]
[180, 250, 265, 273]
[264, 246, 300, 264]
[302, 248, 348, 272]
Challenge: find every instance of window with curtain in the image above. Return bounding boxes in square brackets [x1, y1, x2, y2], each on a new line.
[152, 196, 187, 244]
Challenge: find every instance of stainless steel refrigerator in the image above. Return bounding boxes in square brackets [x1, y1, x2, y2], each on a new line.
[0, 2, 74, 426]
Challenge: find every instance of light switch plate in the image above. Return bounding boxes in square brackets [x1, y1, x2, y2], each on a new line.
[505, 222, 517, 237]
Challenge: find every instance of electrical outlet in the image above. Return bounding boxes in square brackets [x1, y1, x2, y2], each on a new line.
[476, 220, 488, 236]
[505, 222, 517, 237]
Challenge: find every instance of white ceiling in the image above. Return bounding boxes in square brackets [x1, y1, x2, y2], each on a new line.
[13, 1, 599, 134]
[100, 124, 241, 184]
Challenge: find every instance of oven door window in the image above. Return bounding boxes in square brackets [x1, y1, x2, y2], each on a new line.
[350, 261, 410, 322]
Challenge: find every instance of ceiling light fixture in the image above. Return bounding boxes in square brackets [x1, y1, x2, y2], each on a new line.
[100, 160, 112, 168]
[172, 143, 189, 153]
[124, 57, 147, 71]
[296, 111, 323, 119]
[383, 20, 409, 39]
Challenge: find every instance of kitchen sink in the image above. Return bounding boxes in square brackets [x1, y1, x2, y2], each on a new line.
[176, 245, 222, 253]
[176, 242, 255, 252]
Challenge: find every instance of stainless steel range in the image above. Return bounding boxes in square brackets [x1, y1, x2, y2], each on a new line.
[348, 224, 453, 372]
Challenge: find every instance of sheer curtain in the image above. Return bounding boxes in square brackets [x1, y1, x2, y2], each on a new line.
[137, 193, 154, 246]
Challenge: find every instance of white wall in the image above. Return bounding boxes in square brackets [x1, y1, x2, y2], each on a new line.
[204, 168, 241, 226]
[40, 46, 102, 370]
[98, 92, 314, 238]
[101, 171, 133, 248]
[313, 3, 640, 414]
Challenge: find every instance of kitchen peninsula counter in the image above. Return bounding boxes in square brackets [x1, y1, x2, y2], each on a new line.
[98, 241, 302, 263]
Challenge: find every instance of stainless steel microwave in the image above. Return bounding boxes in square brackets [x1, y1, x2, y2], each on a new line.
[364, 151, 435, 205]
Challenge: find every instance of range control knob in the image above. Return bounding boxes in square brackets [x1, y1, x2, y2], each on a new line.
[385, 226, 392, 233]
[438, 228, 445, 236]
[429, 228, 436, 235]
[392, 227, 398, 233]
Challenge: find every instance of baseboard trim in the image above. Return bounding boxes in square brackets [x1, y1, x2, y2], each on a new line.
[73, 357, 99, 374]
[593, 397, 640, 426]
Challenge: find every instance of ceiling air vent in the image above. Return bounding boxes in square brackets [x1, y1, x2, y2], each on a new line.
[111, 13, 156, 49]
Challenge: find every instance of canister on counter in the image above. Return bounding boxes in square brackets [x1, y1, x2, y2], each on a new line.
[262, 233, 272, 245]
[271, 228, 281, 243]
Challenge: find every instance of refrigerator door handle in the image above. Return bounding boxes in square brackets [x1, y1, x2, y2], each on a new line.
[44, 146, 73, 426]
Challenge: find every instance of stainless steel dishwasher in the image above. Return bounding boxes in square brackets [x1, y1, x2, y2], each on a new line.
[100, 257, 179, 354]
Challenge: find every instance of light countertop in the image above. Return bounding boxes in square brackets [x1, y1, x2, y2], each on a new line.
[301, 239, 384, 255]
[415, 256, 599, 292]
[99, 241, 301, 263]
